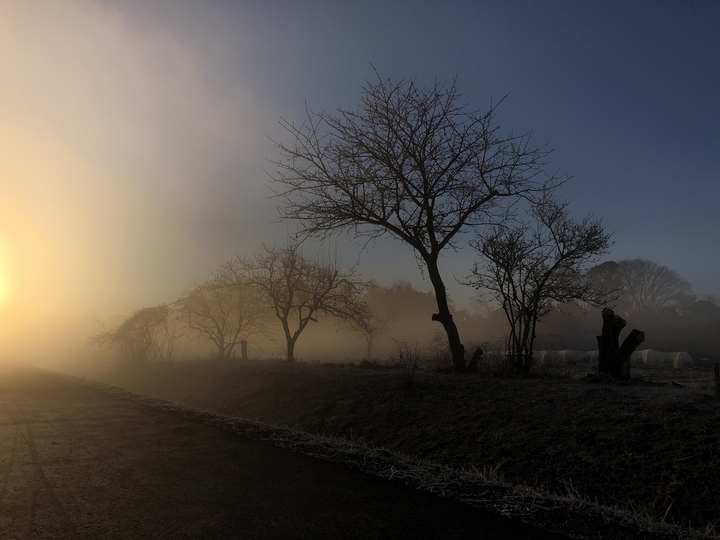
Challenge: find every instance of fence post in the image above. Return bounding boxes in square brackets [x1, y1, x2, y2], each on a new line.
[715, 362, 720, 399]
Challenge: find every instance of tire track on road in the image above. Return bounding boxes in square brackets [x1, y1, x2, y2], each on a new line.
[1, 392, 79, 539]
[0, 395, 20, 509]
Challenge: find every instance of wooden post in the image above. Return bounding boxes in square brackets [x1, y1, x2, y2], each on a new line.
[714, 362, 719, 399]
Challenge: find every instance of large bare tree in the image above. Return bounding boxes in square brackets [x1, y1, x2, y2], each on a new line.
[220, 243, 366, 362]
[270, 76, 561, 370]
[469, 200, 613, 374]
[177, 278, 267, 360]
[588, 259, 693, 314]
[618, 259, 693, 313]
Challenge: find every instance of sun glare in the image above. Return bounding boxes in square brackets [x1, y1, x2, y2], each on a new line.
[0, 234, 14, 311]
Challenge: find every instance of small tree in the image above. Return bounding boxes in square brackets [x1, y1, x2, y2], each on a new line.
[153, 306, 182, 362]
[177, 278, 267, 360]
[92, 305, 173, 365]
[270, 76, 562, 370]
[344, 304, 393, 360]
[468, 200, 614, 375]
[221, 243, 366, 362]
[426, 329, 453, 371]
[348, 308, 393, 361]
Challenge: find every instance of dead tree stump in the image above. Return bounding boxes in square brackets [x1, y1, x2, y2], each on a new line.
[596, 308, 645, 379]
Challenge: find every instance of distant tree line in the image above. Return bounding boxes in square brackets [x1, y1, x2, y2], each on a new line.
[93, 243, 368, 364]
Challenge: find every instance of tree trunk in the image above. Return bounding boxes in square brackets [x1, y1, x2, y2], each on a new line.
[280, 320, 296, 362]
[365, 337, 373, 361]
[241, 340, 248, 361]
[521, 350, 534, 375]
[619, 329, 645, 378]
[426, 258, 466, 370]
[286, 336, 296, 362]
[596, 308, 645, 379]
[522, 315, 539, 375]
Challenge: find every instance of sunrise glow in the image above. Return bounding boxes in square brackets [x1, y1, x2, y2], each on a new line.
[0, 234, 13, 312]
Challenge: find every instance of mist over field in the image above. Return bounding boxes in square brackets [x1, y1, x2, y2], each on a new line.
[3, 6, 720, 536]
[0, 1, 718, 372]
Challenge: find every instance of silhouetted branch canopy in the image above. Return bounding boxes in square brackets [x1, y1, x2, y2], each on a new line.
[176, 277, 268, 359]
[468, 199, 614, 374]
[90, 305, 171, 363]
[271, 76, 563, 259]
[217, 242, 367, 362]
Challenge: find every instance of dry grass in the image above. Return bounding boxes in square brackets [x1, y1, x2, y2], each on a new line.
[78, 359, 720, 538]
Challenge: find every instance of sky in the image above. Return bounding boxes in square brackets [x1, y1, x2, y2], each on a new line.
[0, 0, 718, 330]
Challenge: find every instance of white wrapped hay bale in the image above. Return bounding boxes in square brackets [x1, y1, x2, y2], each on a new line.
[632, 349, 693, 368]
[534, 350, 593, 366]
[672, 352, 693, 369]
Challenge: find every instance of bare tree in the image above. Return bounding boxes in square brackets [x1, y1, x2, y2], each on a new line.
[618, 259, 693, 313]
[589, 259, 693, 314]
[221, 243, 366, 362]
[177, 278, 267, 360]
[270, 76, 562, 370]
[345, 304, 393, 360]
[152, 306, 182, 362]
[468, 200, 614, 375]
[91, 305, 173, 365]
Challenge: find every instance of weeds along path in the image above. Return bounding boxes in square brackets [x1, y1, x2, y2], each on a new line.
[0, 366, 567, 540]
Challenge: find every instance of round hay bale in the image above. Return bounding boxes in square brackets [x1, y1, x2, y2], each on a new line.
[672, 352, 693, 369]
[631, 349, 647, 366]
[534, 350, 593, 366]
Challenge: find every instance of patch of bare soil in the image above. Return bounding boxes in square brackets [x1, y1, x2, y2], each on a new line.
[92, 360, 720, 537]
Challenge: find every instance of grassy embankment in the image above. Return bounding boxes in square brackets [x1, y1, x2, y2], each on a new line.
[94, 358, 720, 536]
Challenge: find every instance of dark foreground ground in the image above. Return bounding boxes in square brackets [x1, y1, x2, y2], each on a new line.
[0, 366, 566, 540]
[88, 359, 720, 539]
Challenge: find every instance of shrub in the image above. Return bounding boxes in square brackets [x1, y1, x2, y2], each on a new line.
[389, 339, 421, 387]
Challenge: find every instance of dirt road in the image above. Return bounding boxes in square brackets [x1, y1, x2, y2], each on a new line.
[0, 367, 565, 539]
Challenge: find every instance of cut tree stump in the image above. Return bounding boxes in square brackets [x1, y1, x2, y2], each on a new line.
[596, 308, 645, 379]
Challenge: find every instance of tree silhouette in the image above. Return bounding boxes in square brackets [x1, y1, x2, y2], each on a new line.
[589, 259, 693, 314]
[177, 278, 267, 360]
[271, 76, 561, 370]
[469, 200, 613, 374]
[91, 305, 176, 364]
[220, 243, 365, 362]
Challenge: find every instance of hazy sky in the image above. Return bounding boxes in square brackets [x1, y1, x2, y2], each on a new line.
[0, 0, 718, 324]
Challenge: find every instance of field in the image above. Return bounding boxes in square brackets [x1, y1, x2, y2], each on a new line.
[91, 358, 720, 538]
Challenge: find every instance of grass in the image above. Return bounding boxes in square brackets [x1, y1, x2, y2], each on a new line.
[84, 358, 720, 538]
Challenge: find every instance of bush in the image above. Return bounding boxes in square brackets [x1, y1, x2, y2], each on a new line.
[389, 339, 421, 387]
[426, 330, 453, 371]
